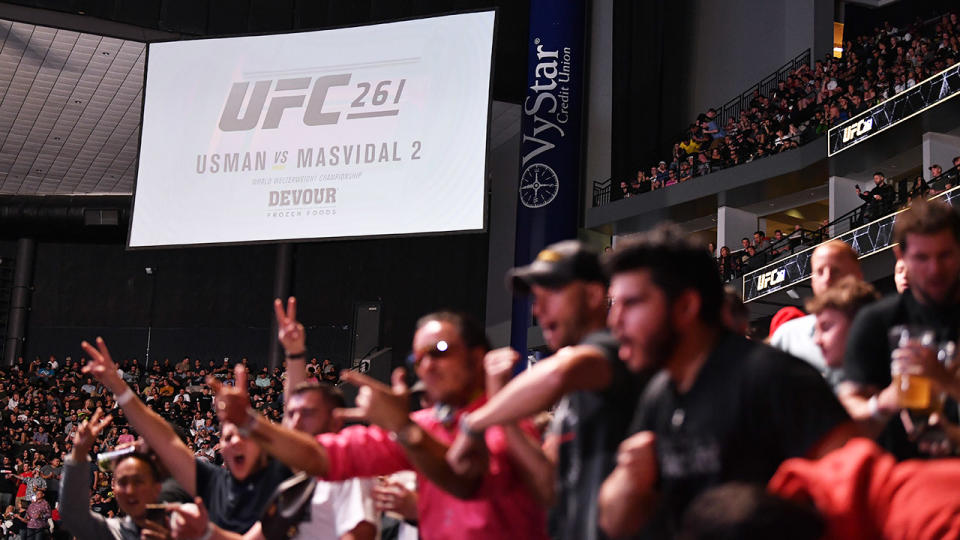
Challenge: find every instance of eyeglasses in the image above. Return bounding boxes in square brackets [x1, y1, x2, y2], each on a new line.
[406, 340, 460, 368]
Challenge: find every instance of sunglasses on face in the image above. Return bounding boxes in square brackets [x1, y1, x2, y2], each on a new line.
[406, 340, 459, 368]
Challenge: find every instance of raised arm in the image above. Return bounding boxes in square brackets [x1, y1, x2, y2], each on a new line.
[60, 409, 117, 540]
[482, 349, 556, 506]
[462, 345, 612, 433]
[209, 365, 330, 477]
[446, 345, 611, 476]
[274, 297, 307, 403]
[81, 338, 198, 495]
[336, 368, 485, 499]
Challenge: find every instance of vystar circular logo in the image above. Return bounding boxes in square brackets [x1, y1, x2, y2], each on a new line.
[519, 163, 559, 208]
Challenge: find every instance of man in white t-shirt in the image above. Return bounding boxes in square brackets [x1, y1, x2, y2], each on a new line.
[770, 241, 862, 388]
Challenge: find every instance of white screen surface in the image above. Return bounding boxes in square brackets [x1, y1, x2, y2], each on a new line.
[130, 11, 495, 248]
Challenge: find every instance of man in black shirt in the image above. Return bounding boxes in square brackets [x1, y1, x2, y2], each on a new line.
[447, 240, 648, 540]
[597, 225, 854, 538]
[841, 199, 960, 459]
[857, 171, 895, 222]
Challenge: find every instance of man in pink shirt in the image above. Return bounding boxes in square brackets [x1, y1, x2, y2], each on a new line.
[211, 311, 548, 540]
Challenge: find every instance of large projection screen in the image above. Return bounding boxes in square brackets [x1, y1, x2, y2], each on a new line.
[130, 11, 495, 248]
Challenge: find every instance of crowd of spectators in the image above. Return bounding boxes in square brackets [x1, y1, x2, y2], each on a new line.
[713, 157, 960, 283]
[0, 352, 339, 538]
[617, 10, 960, 200]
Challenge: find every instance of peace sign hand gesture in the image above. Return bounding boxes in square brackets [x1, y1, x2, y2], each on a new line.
[80, 337, 125, 395]
[71, 408, 113, 460]
[274, 297, 306, 355]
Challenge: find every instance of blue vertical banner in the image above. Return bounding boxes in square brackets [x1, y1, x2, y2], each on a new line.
[510, 0, 587, 354]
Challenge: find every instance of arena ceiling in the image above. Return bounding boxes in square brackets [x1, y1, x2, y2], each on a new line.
[0, 1, 526, 196]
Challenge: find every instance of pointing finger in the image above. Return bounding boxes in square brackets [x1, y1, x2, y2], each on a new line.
[340, 370, 389, 392]
[234, 364, 247, 389]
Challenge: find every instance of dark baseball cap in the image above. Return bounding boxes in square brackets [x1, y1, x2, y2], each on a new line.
[507, 240, 605, 294]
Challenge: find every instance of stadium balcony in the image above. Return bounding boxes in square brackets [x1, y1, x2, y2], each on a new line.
[742, 163, 960, 320]
[590, 61, 960, 319]
[589, 9, 959, 256]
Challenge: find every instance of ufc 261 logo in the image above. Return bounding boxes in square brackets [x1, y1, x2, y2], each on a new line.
[219, 74, 406, 132]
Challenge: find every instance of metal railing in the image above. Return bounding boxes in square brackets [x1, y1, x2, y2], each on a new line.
[739, 164, 960, 299]
[593, 178, 611, 207]
[594, 48, 812, 207]
[724, 164, 960, 285]
[715, 49, 812, 128]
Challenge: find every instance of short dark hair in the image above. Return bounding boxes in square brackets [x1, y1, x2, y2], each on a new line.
[290, 381, 346, 409]
[114, 453, 161, 483]
[416, 311, 491, 352]
[893, 198, 960, 253]
[603, 224, 724, 325]
[874, 171, 885, 178]
[678, 483, 825, 540]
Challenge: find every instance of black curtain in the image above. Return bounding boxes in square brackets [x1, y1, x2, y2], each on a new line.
[610, 0, 692, 186]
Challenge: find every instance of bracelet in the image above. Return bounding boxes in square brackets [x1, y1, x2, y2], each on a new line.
[198, 522, 213, 540]
[458, 415, 485, 440]
[285, 350, 307, 360]
[115, 389, 134, 406]
[236, 407, 259, 438]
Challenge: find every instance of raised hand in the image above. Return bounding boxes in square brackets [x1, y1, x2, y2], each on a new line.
[169, 498, 209, 540]
[140, 515, 172, 540]
[483, 347, 520, 396]
[373, 477, 418, 520]
[207, 365, 251, 427]
[613, 431, 658, 493]
[445, 427, 489, 478]
[80, 338, 125, 394]
[337, 368, 411, 433]
[72, 408, 113, 459]
[274, 297, 306, 354]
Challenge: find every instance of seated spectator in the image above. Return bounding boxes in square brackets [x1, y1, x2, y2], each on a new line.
[717, 246, 739, 282]
[909, 174, 930, 201]
[856, 172, 895, 222]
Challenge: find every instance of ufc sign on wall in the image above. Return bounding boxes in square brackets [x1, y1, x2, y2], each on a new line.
[130, 11, 495, 248]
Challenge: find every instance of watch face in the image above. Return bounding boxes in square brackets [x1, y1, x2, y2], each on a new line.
[519, 163, 559, 208]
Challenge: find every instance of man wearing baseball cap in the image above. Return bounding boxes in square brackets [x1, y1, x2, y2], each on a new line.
[447, 240, 648, 540]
